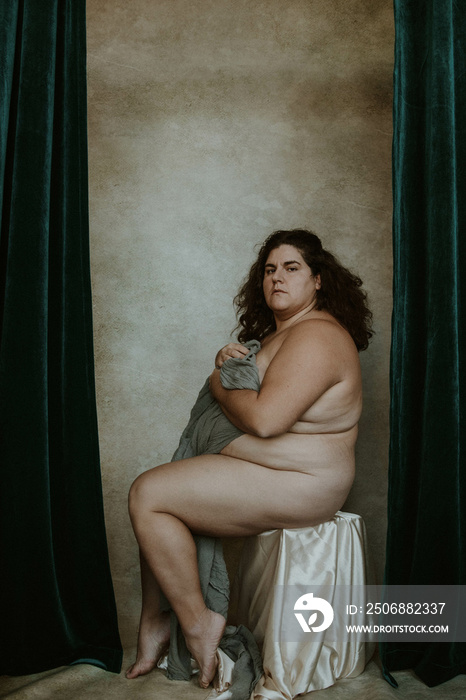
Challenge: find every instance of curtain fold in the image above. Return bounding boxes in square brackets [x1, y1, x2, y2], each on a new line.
[382, 0, 466, 686]
[0, 0, 122, 674]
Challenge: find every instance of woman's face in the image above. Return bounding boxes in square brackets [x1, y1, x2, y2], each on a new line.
[262, 244, 321, 319]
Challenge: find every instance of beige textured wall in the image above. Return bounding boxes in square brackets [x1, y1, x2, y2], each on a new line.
[87, 0, 393, 644]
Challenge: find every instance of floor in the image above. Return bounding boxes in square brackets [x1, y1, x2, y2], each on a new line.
[1, 647, 465, 699]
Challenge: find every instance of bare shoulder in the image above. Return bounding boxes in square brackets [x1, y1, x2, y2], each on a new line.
[259, 316, 360, 390]
[261, 318, 358, 385]
[283, 318, 357, 354]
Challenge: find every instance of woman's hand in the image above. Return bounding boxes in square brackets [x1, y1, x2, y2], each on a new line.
[214, 343, 249, 369]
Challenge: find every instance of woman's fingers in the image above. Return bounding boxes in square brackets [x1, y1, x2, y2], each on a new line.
[215, 343, 249, 368]
[229, 344, 249, 358]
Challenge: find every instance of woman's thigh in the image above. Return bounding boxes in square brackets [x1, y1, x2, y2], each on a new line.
[130, 454, 338, 537]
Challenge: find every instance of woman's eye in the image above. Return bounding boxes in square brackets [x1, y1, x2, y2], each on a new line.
[287, 267, 297, 272]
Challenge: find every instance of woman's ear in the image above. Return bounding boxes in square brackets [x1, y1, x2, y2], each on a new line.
[315, 274, 321, 290]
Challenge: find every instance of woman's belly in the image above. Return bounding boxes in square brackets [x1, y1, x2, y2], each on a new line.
[220, 428, 356, 482]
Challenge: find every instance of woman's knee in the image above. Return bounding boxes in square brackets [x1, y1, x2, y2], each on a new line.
[128, 467, 164, 519]
[128, 474, 143, 520]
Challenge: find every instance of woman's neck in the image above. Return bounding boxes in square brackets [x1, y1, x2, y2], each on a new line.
[273, 302, 317, 334]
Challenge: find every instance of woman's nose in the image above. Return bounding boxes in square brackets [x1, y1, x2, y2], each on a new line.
[272, 268, 283, 282]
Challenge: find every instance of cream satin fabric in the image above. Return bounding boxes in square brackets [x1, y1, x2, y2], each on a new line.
[232, 512, 375, 699]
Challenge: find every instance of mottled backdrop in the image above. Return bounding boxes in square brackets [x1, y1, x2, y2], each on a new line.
[86, 0, 393, 645]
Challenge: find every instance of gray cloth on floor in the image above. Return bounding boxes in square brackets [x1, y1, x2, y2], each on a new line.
[162, 340, 263, 698]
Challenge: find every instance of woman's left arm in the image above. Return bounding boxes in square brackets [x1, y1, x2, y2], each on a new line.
[210, 320, 344, 437]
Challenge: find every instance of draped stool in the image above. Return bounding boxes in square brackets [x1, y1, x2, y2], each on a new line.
[231, 511, 375, 699]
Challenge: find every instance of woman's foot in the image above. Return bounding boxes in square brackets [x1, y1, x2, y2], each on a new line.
[183, 608, 226, 688]
[126, 610, 171, 679]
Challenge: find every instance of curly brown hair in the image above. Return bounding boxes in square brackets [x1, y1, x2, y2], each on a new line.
[234, 229, 373, 351]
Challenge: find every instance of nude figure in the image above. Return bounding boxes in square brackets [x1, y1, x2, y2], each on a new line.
[126, 229, 372, 687]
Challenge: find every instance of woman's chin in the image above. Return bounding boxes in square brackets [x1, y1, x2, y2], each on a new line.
[268, 295, 289, 309]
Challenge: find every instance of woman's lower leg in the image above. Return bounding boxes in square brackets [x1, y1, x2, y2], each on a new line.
[125, 552, 171, 678]
[128, 491, 226, 687]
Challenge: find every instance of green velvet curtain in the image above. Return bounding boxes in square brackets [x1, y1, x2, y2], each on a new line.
[0, 0, 122, 674]
[382, 0, 466, 687]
